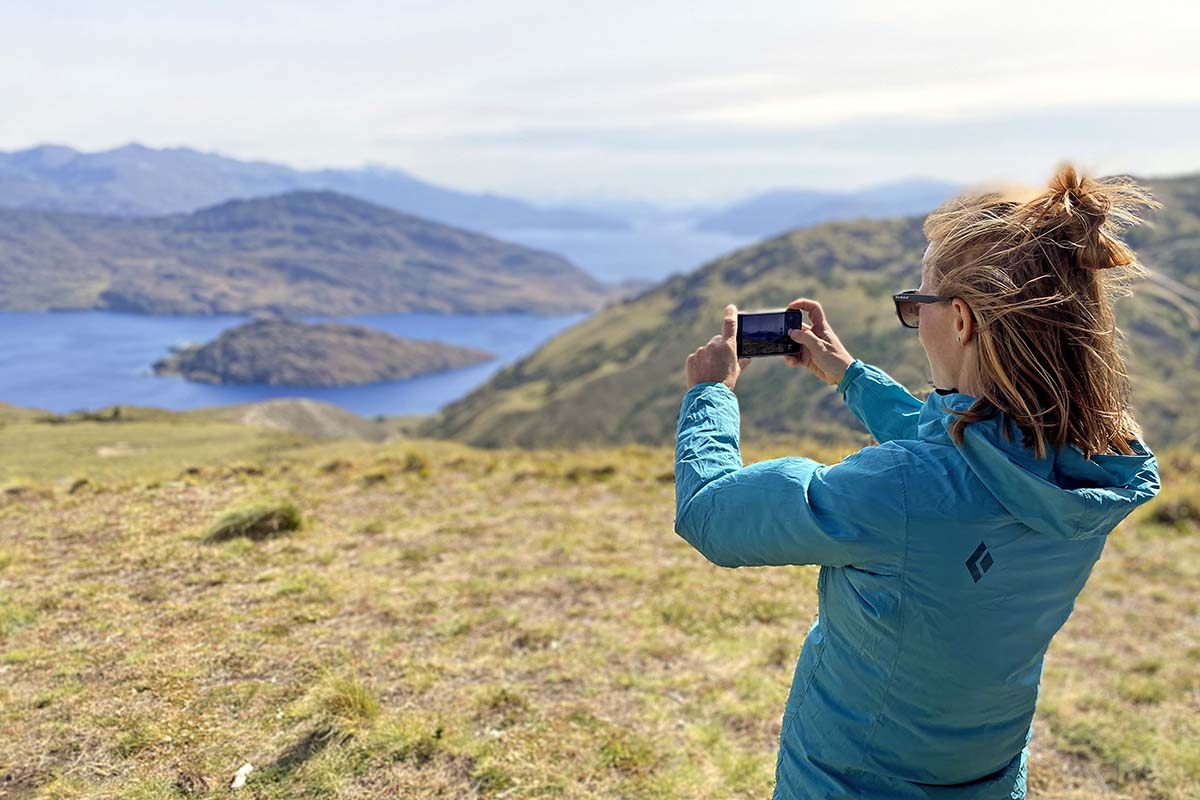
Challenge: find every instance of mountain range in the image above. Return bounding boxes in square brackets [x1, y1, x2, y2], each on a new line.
[421, 172, 1200, 450]
[695, 178, 963, 237]
[0, 143, 624, 231]
[0, 191, 615, 315]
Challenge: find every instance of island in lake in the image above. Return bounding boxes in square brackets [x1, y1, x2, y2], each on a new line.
[153, 318, 494, 387]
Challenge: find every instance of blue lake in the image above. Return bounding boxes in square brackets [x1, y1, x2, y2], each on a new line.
[0, 310, 589, 417]
[0, 222, 749, 418]
[497, 220, 752, 282]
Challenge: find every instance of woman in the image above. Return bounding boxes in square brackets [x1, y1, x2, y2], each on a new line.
[674, 164, 1162, 799]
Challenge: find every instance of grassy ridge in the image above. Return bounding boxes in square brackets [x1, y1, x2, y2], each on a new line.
[0, 419, 1196, 798]
[423, 172, 1200, 450]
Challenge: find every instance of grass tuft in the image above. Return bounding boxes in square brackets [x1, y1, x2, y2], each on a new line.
[599, 730, 659, 776]
[0, 600, 36, 638]
[322, 674, 382, 730]
[404, 451, 430, 476]
[470, 760, 514, 793]
[1151, 496, 1200, 525]
[372, 717, 447, 765]
[1117, 674, 1168, 705]
[204, 500, 301, 543]
[565, 464, 617, 482]
[479, 687, 529, 728]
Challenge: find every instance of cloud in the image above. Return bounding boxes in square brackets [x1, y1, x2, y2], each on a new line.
[1, 1, 1198, 201]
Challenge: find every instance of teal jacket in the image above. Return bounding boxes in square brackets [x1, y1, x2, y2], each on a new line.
[674, 360, 1160, 799]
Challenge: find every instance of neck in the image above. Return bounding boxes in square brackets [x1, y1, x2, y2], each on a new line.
[933, 362, 982, 397]
[951, 365, 983, 397]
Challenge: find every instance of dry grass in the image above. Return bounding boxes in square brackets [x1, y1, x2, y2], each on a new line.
[0, 428, 1196, 799]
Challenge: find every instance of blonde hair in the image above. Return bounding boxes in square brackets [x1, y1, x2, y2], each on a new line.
[922, 163, 1161, 459]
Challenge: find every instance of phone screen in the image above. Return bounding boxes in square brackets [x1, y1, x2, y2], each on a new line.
[738, 310, 803, 358]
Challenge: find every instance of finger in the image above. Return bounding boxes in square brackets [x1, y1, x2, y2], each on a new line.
[782, 354, 799, 367]
[738, 357, 750, 369]
[723, 304, 737, 340]
[786, 297, 825, 328]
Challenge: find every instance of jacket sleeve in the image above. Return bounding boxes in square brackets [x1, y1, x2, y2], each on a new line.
[838, 359, 925, 443]
[674, 381, 907, 570]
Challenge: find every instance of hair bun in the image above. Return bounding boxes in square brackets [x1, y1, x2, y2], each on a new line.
[1048, 165, 1117, 270]
[1021, 163, 1160, 273]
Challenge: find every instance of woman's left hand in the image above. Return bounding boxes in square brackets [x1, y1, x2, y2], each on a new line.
[686, 304, 751, 390]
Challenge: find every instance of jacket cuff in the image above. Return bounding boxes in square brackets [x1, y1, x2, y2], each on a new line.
[683, 380, 735, 405]
[836, 359, 866, 396]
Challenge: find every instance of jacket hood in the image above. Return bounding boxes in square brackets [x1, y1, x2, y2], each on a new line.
[917, 390, 1161, 539]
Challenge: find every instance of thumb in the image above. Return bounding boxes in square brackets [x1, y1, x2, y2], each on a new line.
[723, 304, 737, 341]
[738, 357, 750, 369]
[789, 327, 822, 348]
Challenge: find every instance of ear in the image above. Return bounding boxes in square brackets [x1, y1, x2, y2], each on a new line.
[952, 298, 975, 345]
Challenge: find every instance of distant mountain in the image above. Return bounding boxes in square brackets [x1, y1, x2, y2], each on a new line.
[153, 318, 493, 386]
[0, 143, 625, 231]
[0, 190, 616, 315]
[695, 178, 963, 237]
[421, 172, 1200, 450]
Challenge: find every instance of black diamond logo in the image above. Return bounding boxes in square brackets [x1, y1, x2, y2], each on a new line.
[966, 541, 994, 583]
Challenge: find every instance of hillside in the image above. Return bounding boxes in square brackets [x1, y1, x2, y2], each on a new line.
[0, 143, 624, 230]
[421, 172, 1200, 449]
[0, 191, 615, 315]
[0, 415, 1195, 798]
[152, 318, 493, 386]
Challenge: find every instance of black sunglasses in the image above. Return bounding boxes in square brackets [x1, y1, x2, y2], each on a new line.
[892, 290, 954, 329]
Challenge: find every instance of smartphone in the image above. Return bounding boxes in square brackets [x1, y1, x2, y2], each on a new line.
[737, 309, 805, 359]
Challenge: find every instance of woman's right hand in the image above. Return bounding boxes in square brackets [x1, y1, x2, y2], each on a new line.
[782, 298, 856, 386]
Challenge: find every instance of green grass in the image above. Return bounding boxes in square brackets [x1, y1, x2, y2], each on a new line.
[0, 408, 310, 485]
[0, 420, 1196, 798]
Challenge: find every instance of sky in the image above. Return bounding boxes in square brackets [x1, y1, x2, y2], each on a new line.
[3, 1, 1200, 205]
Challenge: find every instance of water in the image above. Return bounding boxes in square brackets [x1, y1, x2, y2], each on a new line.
[495, 219, 753, 282]
[0, 223, 747, 418]
[0, 310, 588, 417]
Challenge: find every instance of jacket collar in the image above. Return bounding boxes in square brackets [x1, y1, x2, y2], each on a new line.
[915, 389, 1161, 539]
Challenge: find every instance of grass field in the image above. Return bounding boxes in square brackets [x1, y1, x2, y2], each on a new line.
[0, 415, 1197, 799]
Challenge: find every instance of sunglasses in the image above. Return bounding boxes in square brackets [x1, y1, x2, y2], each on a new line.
[892, 290, 954, 329]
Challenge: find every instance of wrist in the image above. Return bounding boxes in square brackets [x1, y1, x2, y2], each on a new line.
[835, 358, 864, 394]
[835, 355, 854, 381]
